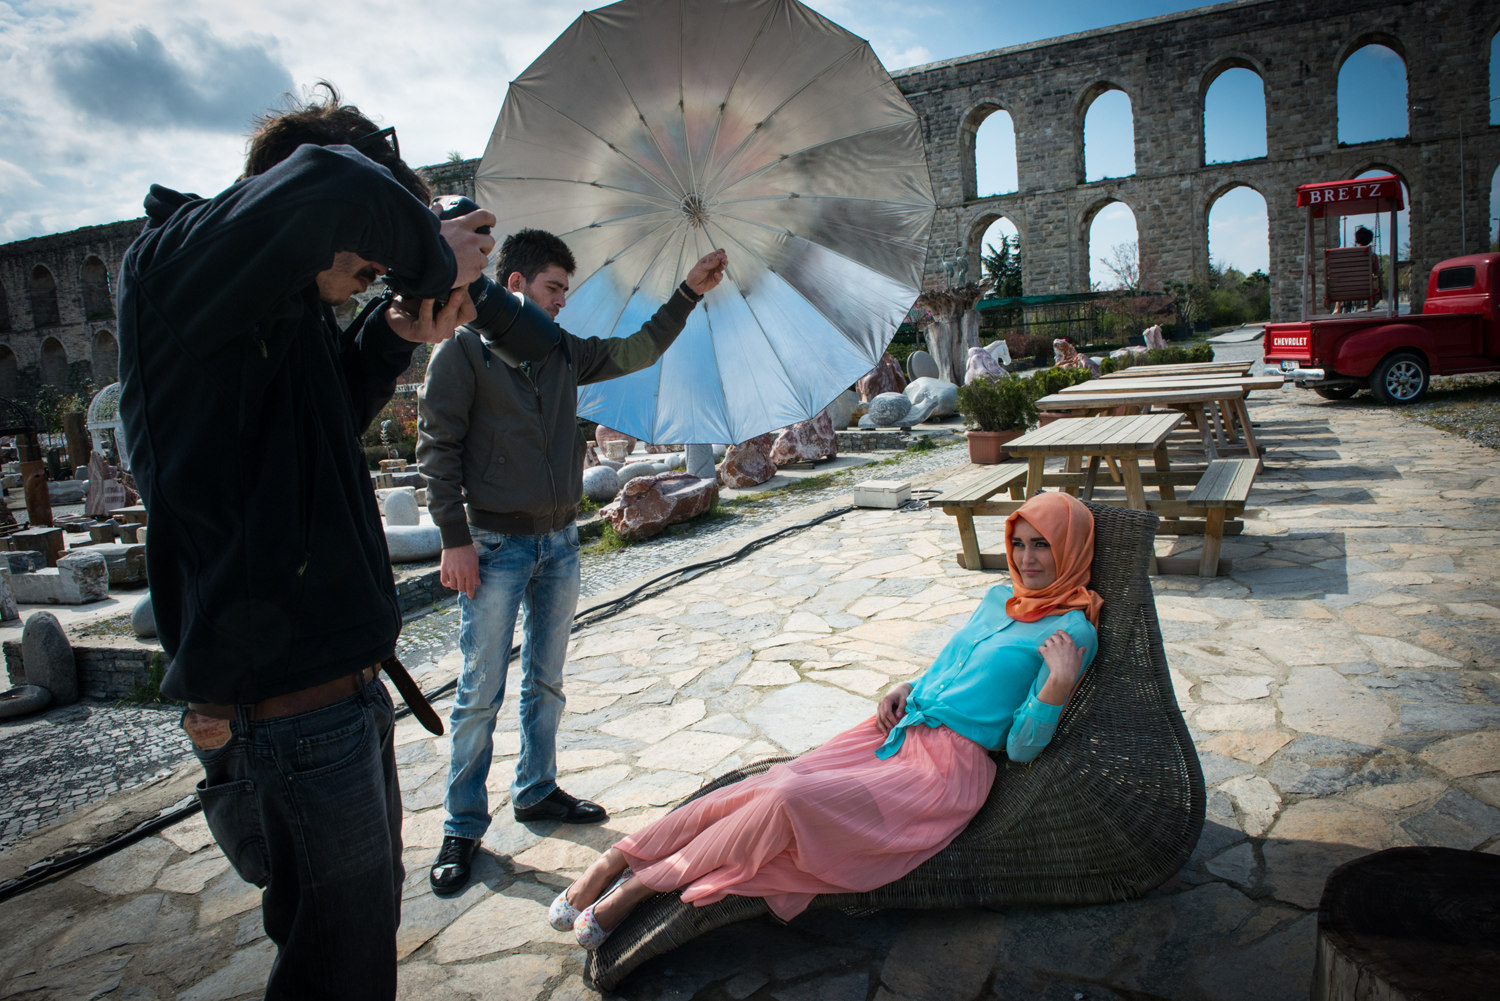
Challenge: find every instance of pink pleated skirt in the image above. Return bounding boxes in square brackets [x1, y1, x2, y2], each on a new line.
[615, 716, 997, 922]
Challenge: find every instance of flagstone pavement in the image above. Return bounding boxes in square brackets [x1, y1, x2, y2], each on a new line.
[1, 389, 1496, 1001]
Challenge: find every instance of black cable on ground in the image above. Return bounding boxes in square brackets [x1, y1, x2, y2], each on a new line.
[0, 503, 857, 905]
[0, 795, 204, 904]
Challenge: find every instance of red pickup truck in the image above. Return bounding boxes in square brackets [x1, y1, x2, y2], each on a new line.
[1264, 252, 1500, 405]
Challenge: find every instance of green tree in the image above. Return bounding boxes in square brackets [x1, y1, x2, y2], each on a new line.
[982, 235, 1023, 298]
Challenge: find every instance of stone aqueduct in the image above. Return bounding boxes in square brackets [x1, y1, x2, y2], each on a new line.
[1, 0, 1495, 399]
[895, 0, 1499, 321]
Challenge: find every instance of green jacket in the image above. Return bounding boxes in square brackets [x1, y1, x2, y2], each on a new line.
[417, 289, 697, 547]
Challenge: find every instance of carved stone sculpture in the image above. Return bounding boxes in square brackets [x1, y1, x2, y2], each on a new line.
[718, 434, 777, 488]
[770, 412, 837, 463]
[964, 346, 1005, 384]
[859, 392, 913, 428]
[855, 353, 907, 401]
[601, 472, 718, 540]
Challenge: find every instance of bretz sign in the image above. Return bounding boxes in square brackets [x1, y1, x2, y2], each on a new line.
[1295, 176, 1404, 216]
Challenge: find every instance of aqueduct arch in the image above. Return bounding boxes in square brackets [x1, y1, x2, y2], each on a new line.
[895, 0, 1497, 319]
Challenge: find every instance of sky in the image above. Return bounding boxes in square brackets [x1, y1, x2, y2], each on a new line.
[2, 0, 1496, 284]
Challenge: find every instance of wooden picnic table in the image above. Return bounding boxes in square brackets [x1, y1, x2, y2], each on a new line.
[1058, 374, 1280, 460]
[939, 413, 1184, 572]
[1004, 412, 1185, 509]
[1059, 374, 1284, 393]
[1100, 360, 1252, 378]
[1033, 385, 1252, 461]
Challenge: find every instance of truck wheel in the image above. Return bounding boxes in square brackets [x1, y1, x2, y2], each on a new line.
[1314, 385, 1359, 400]
[1369, 352, 1429, 405]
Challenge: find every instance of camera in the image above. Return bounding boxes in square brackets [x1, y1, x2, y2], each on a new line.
[388, 196, 560, 367]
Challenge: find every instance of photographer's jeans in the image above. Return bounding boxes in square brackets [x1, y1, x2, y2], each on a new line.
[444, 524, 580, 840]
[191, 679, 402, 1001]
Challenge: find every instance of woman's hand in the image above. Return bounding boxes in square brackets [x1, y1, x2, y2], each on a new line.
[876, 683, 913, 733]
[1036, 630, 1085, 706]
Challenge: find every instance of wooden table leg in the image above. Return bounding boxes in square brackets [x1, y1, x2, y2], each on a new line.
[1232, 398, 1261, 460]
[1026, 456, 1046, 498]
[1064, 455, 1082, 496]
[1221, 400, 1242, 443]
[1199, 508, 1226, 576]
[1119, 458, 1157, 573]
[1120, 457, 1148, 510]
[1189, 404, 1218, 459]
[1209, 403, 1229, 450]
[1082, 456, 1101, 500]
[955, 510, 984, 571]
[1153, 446, 1176, 500]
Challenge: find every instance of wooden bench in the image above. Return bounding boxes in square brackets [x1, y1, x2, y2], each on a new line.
[938, 462, 1030, 570]
[1156, 457, 1259, 577]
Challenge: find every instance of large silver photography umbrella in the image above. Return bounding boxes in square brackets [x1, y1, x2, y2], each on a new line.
[474, 0, 935, 445]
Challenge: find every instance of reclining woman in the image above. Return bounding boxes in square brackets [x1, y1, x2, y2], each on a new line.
[551, 490, 1102, 949]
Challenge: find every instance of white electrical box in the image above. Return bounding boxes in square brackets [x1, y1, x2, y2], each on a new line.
[852, 479, 911, 509]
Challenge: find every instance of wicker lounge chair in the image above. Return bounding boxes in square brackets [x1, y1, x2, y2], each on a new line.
[586, 501, 1204, 989]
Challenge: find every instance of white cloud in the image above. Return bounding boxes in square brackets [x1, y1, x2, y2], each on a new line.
[0, 0, 575, 241]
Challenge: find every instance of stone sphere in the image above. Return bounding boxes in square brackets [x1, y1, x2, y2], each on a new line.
[582, 464, 621, 503]
[617, 461, 658, 487]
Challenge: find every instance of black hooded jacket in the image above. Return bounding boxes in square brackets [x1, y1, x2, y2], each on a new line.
[117, 144, 456, 704]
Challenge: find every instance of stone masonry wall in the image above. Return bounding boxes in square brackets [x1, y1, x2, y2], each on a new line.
[895, 0, 1500, 320]
[0, 163, 479, 410]
[0, 220, 142, 401]
[4, 637, 164, 702]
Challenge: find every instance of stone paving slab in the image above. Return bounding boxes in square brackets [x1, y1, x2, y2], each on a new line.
[2, 391, 1498, 1000]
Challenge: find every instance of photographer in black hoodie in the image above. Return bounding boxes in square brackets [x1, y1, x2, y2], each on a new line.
[117, 86, 492, 1000]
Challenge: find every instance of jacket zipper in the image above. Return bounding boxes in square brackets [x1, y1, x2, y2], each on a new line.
[520, 364, 561, 520]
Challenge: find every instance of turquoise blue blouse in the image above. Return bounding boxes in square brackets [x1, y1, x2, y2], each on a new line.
[875, 585, 1099, 763]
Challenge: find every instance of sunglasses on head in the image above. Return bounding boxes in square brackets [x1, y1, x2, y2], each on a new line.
[353, 125, 399, 160]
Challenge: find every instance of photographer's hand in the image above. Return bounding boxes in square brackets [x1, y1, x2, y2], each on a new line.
[440, 544, 480, 599]
[684, 249, 728, 296]
[440, 209, 496, 285]
[387, 287, 475, 344]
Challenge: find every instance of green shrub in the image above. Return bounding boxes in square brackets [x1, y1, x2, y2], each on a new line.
[957, 374, 1036, 431]
[1102, 343, 1215, 376]
[1036, 367, 1094, 398]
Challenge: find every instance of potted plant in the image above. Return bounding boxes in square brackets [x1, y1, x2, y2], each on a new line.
[956, 374, 1036, 463]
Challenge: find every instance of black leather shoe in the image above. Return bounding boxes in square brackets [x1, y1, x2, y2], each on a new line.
[513, 788, 608, 824]
[429, 835, 479, 895]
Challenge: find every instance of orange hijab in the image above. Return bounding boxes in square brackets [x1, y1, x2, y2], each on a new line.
[1003, 492, 1103, 627]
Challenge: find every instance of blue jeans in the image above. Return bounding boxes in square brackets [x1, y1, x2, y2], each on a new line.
[444, 524, 580, 839]
[191, 679, 401, 1001]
